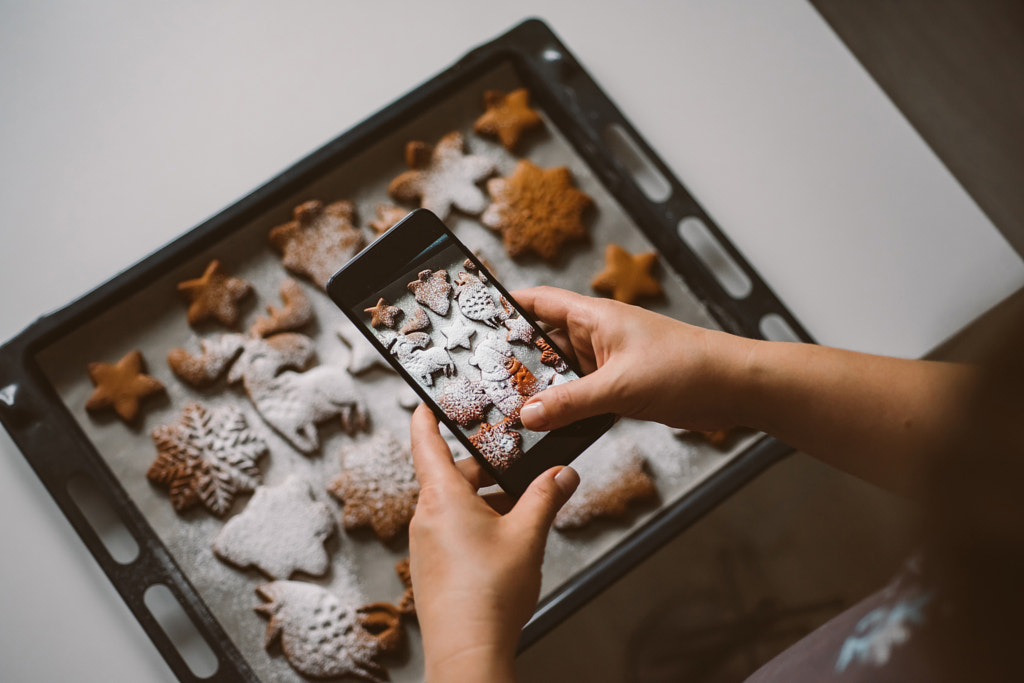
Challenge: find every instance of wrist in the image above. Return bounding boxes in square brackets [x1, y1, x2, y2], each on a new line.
[706, 330, 765, 428]
[424, 643, 516, 683]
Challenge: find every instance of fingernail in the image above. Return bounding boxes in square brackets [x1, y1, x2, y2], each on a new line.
[520, 401, 547, 430]
[554, 466, 580, 496]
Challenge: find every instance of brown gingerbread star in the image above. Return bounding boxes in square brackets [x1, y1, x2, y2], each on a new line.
[591, 243, 662, 304]
[481, 160, 593, 262]
[364, 298, 401, 328]
[85, 350, 164, 422]
[177, 259, 253, 327]
[473, 88, 543, 152]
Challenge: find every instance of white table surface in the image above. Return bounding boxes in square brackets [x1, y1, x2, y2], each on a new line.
[2, 2, 1021, 681]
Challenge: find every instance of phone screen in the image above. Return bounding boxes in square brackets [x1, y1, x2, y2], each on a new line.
[353, 232, 580, 472]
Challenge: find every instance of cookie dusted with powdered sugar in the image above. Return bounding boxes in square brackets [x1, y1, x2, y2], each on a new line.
[268, 199, 365, 289]
[213, 476, 334, 579]
[554, 447, 657, 530]
[388, 131, 496, 220]
[328, 432, 420, 542]
[407, 268, 452, 315]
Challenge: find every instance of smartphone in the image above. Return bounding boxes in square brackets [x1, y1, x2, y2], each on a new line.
[326, 209, 614, 497]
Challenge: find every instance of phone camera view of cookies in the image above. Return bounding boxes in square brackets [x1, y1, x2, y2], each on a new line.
[357, 242, 581, 473]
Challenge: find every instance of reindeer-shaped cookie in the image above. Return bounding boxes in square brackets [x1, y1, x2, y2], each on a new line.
[386, 331, 455, 386]
[168, 333, 369, 454]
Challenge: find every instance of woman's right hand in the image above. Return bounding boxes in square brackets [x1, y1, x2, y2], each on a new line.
[514, 286, 757, 433]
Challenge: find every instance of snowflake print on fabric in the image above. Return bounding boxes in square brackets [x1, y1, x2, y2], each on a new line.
[835, 590, 933, 673]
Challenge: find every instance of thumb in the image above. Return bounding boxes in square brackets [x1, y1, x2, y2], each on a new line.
[521, 370, 619, 431]
[508, 466, 580, 534]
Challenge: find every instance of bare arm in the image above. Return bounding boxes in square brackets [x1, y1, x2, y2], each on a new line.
[515, 286, 976, 497]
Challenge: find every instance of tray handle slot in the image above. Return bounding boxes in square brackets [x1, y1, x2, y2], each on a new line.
[602, 123, 673, 203]
[676, 216, 753, 299]
[759, 312, 803, 343]
[144, 584, 220, 679]
[66, 472, 139, 564]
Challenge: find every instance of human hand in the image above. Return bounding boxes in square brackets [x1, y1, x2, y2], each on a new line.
[408, 404, 580, 683]
[514, 286, 757, 432]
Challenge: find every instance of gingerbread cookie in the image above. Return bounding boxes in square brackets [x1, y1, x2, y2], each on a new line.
[177, 260, 253, 327]
[554, 448, 657, 530]
[676, 427, 733, 449]
[147, 403, 268, 516]
[167, 334, 246, 388]
[436, 377, 491, 427]
[468, 418, 522, 472]
[439, 308, 476, 350]
[482, 160, 593, 261]
[255, 581, 403, 683]
[364, 297, 401, 329]
[407, 269, 451, 315]
[387, 331, 454, 386]
[369, 203, 408, 235]
[337, 326, 394, 375]
[502, 314, 535, 345]
[591, 243, 662, 304]
[213, 476, 334, 579]
[226, 334, 370, 454]
[400, 305, 431, 334]
[469, 332, 542, 421]
[85, 350, 164, 422]
[394, 557, 415, 616]
[250, 278, 314, 338]
[453, 271, 508, 327]
[328, 432, 420, 542]
[535, 338, 569, 373]
[268, 199, 365, 289]
[388, 131, 496, 220]
[473, 88, 543, 152]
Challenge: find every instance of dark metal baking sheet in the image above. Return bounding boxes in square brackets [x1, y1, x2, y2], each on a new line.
[0, 18, 809, 682]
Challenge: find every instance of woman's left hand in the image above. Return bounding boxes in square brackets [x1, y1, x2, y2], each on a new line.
[408, 404, 580, 683]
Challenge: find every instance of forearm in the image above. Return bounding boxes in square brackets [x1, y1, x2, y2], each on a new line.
[734, 340, 977, 496]
[424, 646, 517, 683]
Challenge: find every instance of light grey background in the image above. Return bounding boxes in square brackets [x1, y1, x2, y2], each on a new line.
[1, 1, 1020, 681]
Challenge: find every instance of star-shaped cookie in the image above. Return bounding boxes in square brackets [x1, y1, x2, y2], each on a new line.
[388, 131, 496, 220]
[482, 160, 593, 261]
[503, 315, 535, 345]
[407, 269, 452, 315]
[85, 350, 164, 422]
[328, 432, 420, 542]
[212, 476, 334, 579]
[364, 297, 401, 328]
[177, 260, 253, 327]
[440, 310, 476, 350]
[337, 325, 394, 375]
[268, 199, 365, 289]
[591, 243, 662, 304]
[473, 88, 543, 152]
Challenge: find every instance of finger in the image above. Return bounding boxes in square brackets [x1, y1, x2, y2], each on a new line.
[511, 286, 590, 330]
[455, 457, 496, 489]
[520, 370, 620, 431]
[409, 404, 466, 490]
[542, 329, 578, 366]
[508, 466, 579, 533]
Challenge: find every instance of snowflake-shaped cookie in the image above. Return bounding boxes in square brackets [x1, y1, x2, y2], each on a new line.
[328, 432, 420, 542]
[213, 476, 334, 579]
[268, 200, 365, 289]
[436, 377, 492, 427]
[147, 403, 268, 517]
[388, 131, 496, 220]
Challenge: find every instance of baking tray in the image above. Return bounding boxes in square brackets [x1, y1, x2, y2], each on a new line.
[0, 18, 812, 683]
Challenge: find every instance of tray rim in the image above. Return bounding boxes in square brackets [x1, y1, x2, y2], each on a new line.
[0, 17, 810, 681]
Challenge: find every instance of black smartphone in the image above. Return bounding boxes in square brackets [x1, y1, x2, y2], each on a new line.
[326, 209, 614, 498]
